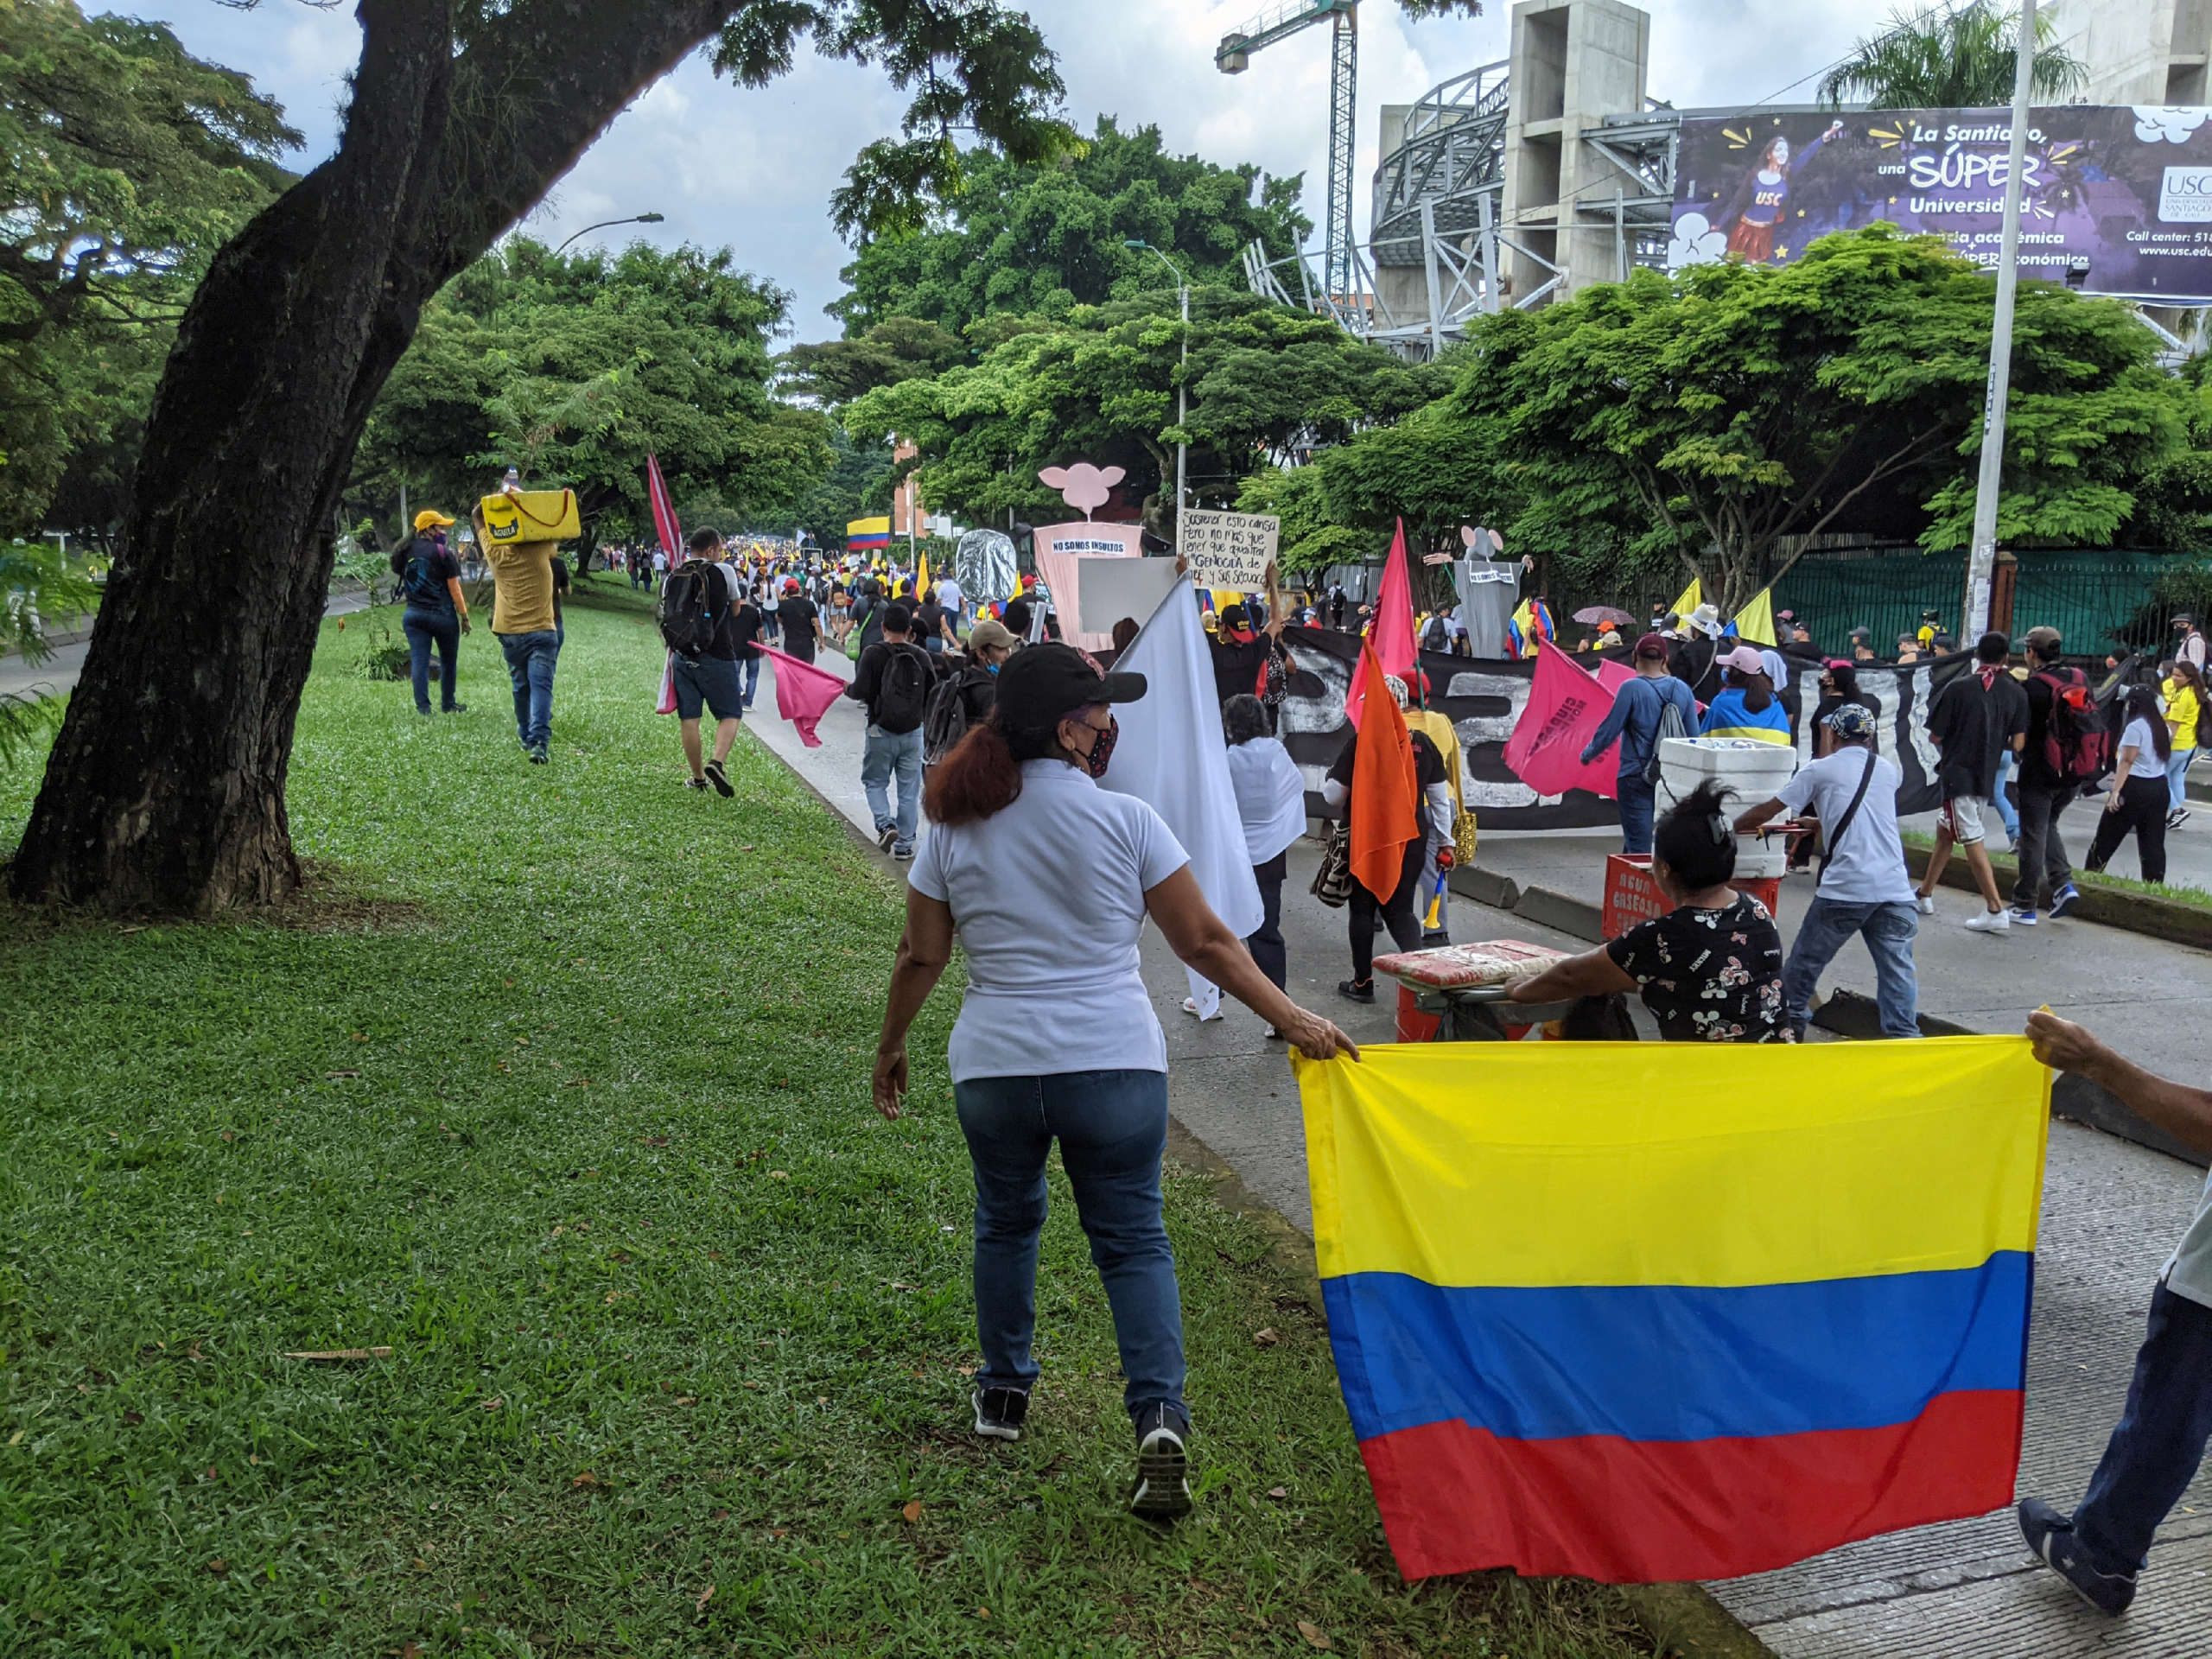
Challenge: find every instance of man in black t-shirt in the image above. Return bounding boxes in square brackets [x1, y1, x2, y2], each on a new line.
[728, 581, 766, 709]
[843, 602, 937, 859]
[1319, 685, 1452, 1001]
[671, 529, 745, 797]
[775, 577, 825, 664]
[2013, 626, 2083, 919]
[1912, 630, 2027, 929]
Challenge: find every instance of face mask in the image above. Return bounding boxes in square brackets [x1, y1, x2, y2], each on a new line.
[985, 662, 1000, 677]
[1081, 716, 1119, 779]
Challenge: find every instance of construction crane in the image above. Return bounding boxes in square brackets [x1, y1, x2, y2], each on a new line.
[1217, 0, 1360, 304]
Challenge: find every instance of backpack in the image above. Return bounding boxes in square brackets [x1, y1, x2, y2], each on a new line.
[1643, 682, 1691, 786]
[1422, 615, 1449, 652]
[2033, 667, 2113, 782]
[871, 645, 933, 735]
[658, 560, 730, 658]
[923, 670, 978, 765]
[400, 545, 446, 607]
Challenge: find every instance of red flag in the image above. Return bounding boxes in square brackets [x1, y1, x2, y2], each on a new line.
[646, 454, 683, 563]
[1347, 518, 1419, 729]
[1349, 642, 1421, 899]
[757, 645, 845, 748]
[1503, 639, 1637, 801]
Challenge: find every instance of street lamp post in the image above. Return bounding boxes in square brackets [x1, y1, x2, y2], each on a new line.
[1124, 240, 1189, 546]
[553, 211, 665, 256]
[1963, 0, 2037, 639]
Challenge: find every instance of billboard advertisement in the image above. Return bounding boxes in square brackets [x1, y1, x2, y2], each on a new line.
[1669, 105, 2212, 304]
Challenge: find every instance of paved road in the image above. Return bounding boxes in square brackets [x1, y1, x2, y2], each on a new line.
[0, 591, 372, 702]
[745, 657, 2212, 1659]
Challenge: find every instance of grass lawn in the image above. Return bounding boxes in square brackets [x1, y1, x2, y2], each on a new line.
[1900, 828, 2212, 910]
[0, 591, 1655, 1656]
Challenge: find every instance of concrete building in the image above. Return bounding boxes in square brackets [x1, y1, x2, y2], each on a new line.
[2047, 0, 2212, 105]
[1496, 0, 1650, 302]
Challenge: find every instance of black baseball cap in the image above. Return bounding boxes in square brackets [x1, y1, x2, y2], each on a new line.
[995, 642, 1146, 734]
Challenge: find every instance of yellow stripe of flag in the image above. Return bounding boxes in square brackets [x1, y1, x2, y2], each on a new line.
[1294, 1037, 2047, 1289]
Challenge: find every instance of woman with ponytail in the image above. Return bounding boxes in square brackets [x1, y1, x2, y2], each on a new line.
[1510, 779, 1792, 1042]
[874, 643, 1358, 1520]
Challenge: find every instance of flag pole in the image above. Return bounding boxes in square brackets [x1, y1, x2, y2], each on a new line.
[1963, 0, 2038, 639]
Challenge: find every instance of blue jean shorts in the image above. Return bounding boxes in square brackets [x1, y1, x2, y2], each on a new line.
[672, 653, 745, 721]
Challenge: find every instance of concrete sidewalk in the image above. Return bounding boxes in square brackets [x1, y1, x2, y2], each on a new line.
[744, 658, 2212, 1659]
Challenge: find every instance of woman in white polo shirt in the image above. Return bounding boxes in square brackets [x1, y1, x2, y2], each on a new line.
[871, 644, 1357, 1521]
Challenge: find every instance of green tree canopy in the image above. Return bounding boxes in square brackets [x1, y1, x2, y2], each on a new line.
[1455, 225, 2184, 612]
[1818, 1, 2087, 109]
[778, 315, 967, 404]
[353, 239, 832, 550]
[0, 1, 297, 532]
[825, 117, 1310, 340]
[845, 287, 1445, 538]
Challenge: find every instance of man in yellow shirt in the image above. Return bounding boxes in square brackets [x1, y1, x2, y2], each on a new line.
[474, 503, 561, 764]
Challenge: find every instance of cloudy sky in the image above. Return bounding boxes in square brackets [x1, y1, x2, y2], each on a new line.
[162, 1, 1896, 340]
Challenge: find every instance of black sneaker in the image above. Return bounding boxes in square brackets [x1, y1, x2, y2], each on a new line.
[1337, 978, 1376, 1005]
[442, 702, 467, 715]
[2050, 881, 2082, 918]
[893, 842, 914, 862]
[685, 777, 709, 792]
[973, 1386, 1028, 1443]
[528, 746, 550, 766]
[1131, 1404, 1192, 1521]
[2019, 1497, 2135, 1616]
[876, 824, 898, 853]
[704, 760, 734, 798]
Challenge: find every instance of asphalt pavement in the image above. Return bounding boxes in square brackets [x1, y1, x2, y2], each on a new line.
[0, 590, 372, 702]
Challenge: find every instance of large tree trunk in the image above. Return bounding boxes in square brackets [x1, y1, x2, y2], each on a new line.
[9, 0, 741, 912]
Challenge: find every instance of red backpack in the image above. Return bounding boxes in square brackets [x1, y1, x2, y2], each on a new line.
[2032, 667, 2113, 782]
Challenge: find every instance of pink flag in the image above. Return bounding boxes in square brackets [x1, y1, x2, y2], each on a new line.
[1348, 518, 1420, 730]
[656, 653, 679, 716]
[1503, 639, 1637, 801]
[758, 645, 845, 748]
[646, 454, 683, 563]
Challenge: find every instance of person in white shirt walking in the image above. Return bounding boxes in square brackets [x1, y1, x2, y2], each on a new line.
[1735, 703, 1920, 1039]
[870, 644, 1356, 1519]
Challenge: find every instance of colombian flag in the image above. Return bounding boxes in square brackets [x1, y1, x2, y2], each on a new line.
[1294, 1039, 2048, 1583]
[847, 515, 891, 551]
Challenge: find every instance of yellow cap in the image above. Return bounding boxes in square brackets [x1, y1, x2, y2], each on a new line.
[414, 508, 456, 531]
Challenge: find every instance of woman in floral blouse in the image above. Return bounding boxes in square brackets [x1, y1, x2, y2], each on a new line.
[1510, 779, 1791, 1042]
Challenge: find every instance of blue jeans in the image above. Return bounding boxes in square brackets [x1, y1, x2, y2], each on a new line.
[1781, 896, 1921, 1039]
[1993, 748, 2020, 840]
[497, 629, 560, 751]
[2073, 1281, 2212, 1575]
[1617, 772, 1657, 855]
[861, 724, 924, 850]
[741, 653, 760, 708]
[402, 608, 460, 712]
[953, 1070, 1185, 1427]
[2168, 746, 2196, 812]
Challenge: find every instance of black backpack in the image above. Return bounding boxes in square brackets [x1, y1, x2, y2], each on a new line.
[1422, 615, 1449, 652]
[397, 540, 446, 607]
[658, 560, 729, 658]
[924, 669, 981, 764]
[872, 645, 933, 735]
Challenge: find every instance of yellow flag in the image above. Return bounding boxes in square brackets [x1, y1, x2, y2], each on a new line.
[1733, 587, 1777, 646]
[1668, 576, 1701, 621]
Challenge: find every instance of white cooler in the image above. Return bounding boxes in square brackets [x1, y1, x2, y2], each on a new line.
[1656, 737, 1799, 879]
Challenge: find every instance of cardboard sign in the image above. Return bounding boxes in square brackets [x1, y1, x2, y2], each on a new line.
[1181, 510, 1279, 589]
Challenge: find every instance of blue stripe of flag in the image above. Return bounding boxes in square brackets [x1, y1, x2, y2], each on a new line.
[1322, 1252, 2031, 1446]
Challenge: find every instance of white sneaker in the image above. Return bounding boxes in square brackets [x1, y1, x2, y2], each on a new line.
[1964, 907, 2012, 932]
[1915, 894, 1936, 916]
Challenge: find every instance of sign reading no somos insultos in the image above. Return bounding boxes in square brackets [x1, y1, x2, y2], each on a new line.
[1180, 510, 1280, 588]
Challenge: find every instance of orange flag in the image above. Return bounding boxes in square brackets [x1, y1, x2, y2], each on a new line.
[1349, 641, 1420, 899]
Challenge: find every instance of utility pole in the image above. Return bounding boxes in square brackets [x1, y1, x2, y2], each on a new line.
[1964, 0, 2038, 640]
[1126, 240, 1190, 543]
